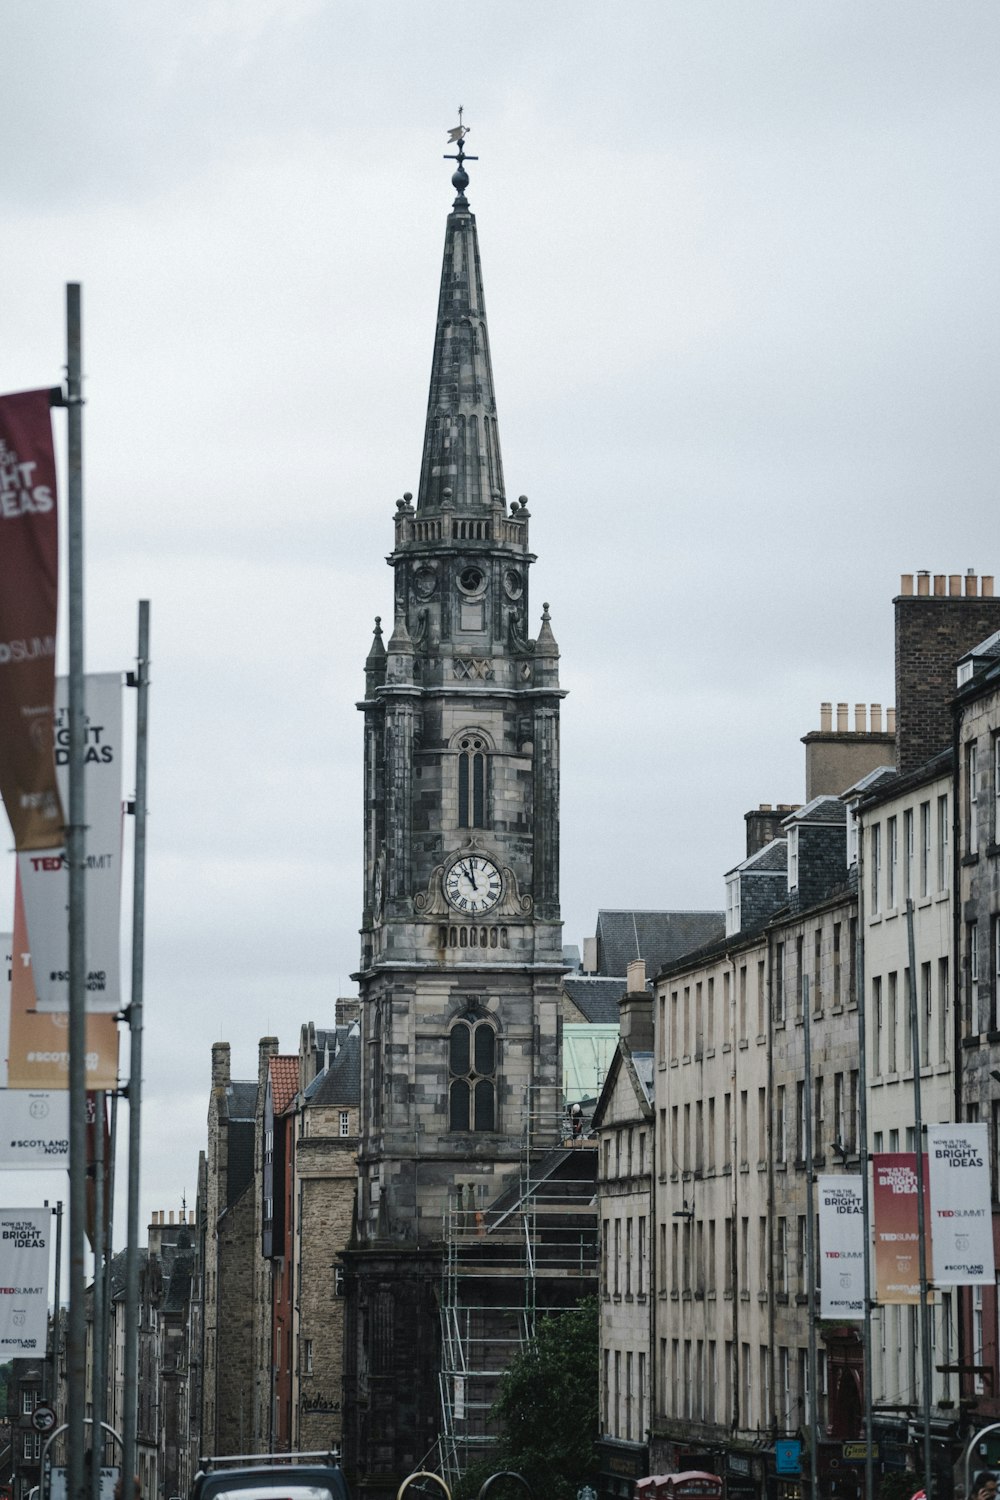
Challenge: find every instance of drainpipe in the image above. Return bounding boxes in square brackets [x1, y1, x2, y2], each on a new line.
[951, 699, 966, 1407]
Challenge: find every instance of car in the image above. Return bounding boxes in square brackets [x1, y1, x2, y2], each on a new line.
[190, 1452, 351, 1500]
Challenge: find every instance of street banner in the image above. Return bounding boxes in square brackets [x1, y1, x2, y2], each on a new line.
[0, 388, 63, 851]
[0, 1090, 68, 1168]
[0, 1207, 50, 1355]
[19, 672, 123, 1012]
[818, 1174, 865, 1318]
[2, 885, 119, 1090]
[927, 1123, 995, 1285]
[873, 1152, 933, 1304]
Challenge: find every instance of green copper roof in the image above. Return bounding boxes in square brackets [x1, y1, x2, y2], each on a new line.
[563, 1024, 619, 1106]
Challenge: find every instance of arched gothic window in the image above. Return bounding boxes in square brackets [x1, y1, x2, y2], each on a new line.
[449, 1013, 497, 1132]
[457, 734, 488, 828]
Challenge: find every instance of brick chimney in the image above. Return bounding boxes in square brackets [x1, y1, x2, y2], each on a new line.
[745, 804, 799, 857]
[895, 571, 1000, 772]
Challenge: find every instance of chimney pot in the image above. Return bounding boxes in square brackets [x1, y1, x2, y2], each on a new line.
[917, 573, 930, 597]
[965, 573, 979, 597]
[984, 576, 995, 597]
[934, 575, 946, 596]
[854, 703, 866, 733]
[887, 707, 896, 735]
[949, 574, 961, 596]
[836, 702, 848, 732]
[760, 803, 771, 812]
[820, 703, 832, 733]
[901, 574, 914, 595]
[627, 959, 646, 994]
[871, 703, 882, 733]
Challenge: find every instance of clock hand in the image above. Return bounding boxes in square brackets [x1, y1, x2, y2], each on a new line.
[464, 861, 478, 890]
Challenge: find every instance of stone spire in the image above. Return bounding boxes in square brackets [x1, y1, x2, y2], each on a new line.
[416, 129, 505, 515]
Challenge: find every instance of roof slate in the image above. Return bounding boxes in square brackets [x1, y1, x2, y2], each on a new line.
[562, 976, 625, 1023]
[782, 795, 846, 826]
[726, 838, 787, 877]
[226, 1080, 256, 1121]
[594, 909, 724, 978]
[307, 1029, 361, 1108]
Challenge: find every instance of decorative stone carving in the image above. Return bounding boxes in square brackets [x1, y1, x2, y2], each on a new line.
[453, 657, 494, 680]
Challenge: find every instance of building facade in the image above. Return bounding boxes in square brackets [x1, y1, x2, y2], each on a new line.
[592, 961, 655, 1499]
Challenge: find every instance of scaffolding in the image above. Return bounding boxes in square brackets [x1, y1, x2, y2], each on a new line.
[437, 1103, 599, 1489]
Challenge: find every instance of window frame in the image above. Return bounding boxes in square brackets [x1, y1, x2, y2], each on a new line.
[448, 1012, 498, 1133]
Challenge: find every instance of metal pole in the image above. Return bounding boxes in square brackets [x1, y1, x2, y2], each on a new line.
[906, 899, 934, 1500]
[122, 601, 150, 1500]
[50, 1202, 63, 1413]
[803, 974, 819, 1500]
[854, 880, 876, 1500]
[42, 1201, 51, 1405]
[103, 1092, 118, 1437]
[91, 1093, 106, 1500]
[65, 280, 88, 1500]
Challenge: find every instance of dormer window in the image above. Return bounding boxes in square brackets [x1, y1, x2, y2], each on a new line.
[846, 801, 859, 868]
[725, 875, 741, 937]
[787, 826, 799, 890]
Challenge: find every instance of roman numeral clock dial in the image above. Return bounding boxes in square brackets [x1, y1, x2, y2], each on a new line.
[445, 854, 502, 915]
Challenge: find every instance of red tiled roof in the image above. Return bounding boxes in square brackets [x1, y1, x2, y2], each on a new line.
[269, 1055, 299, 1114]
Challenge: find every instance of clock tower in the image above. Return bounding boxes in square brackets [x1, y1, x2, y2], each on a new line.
[342, 136, 566, 1493]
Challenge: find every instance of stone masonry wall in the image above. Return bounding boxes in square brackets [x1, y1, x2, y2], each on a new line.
[294, 1121, 358, 1451]
[215, 1186, 256, 1453]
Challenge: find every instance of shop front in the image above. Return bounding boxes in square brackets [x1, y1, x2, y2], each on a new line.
[597, 1435, 651, 1500]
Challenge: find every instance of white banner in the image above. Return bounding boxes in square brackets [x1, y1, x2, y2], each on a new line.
[0, 1092, 68, 1170]
[927, 1123, 995, 1285]
[819, 1174, 866, 1318]
[0, 1207, 50, 1355]
[18, 672, 123, 1012]
[0, 1091, 68, 1168]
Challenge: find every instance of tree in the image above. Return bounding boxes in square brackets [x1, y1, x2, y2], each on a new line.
[486, 1296, 599, 1500]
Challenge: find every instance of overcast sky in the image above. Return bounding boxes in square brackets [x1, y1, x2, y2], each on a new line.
[0, 1, 998, 1242]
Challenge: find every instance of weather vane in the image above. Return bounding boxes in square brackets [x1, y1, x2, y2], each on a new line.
[445, 106, 478, 196]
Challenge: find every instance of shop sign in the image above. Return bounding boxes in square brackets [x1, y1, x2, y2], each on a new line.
[775, 1441, 802, 1476]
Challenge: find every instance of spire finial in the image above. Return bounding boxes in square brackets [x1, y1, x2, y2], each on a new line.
[444, 108, 478, 206]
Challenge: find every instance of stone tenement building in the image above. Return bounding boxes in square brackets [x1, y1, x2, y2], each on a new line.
[341, 137, 568, 1494]
[592, 572, 1000, 1500]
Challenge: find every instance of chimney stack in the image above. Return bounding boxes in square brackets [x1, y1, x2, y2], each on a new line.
[895, 571, 1000, 772]
[619, 960, 653, 1052]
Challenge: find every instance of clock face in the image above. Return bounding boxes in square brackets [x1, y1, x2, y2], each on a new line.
[445, 855, 502, 914]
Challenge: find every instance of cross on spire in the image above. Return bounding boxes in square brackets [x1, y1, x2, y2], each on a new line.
[444, 108, 478, 203]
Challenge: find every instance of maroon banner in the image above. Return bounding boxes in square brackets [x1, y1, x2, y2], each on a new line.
[0, 389, 63, 849]
[872, 1152, 933, 1304]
